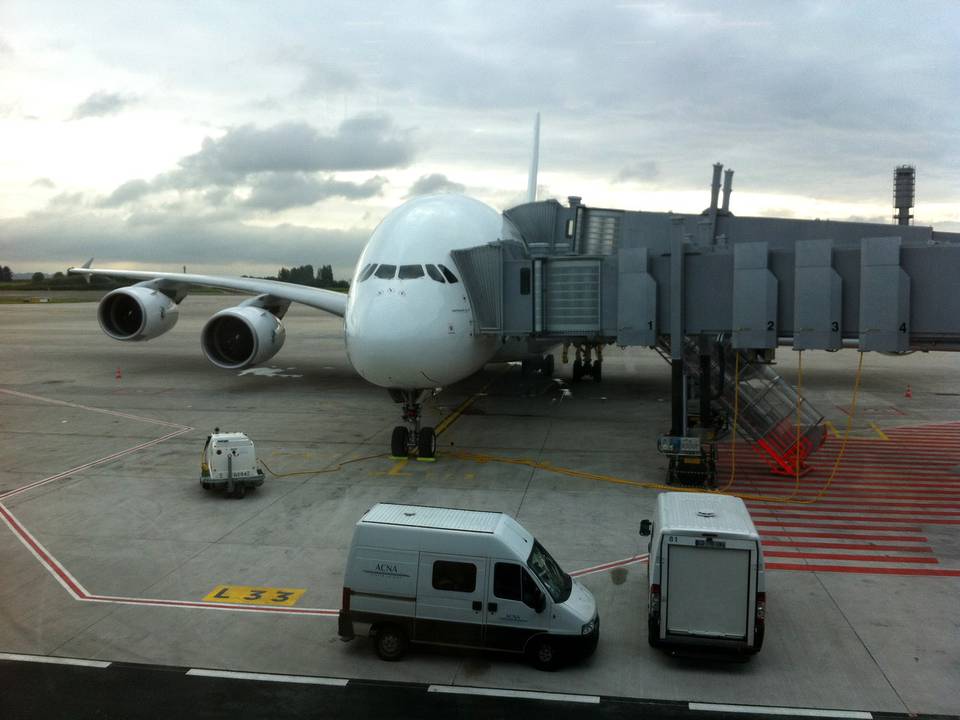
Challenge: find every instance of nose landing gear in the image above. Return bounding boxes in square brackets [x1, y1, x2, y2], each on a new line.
[388, 389, 437, 461]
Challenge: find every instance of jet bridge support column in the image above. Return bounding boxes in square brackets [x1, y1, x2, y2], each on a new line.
[669, 222, 685, 437]
[698, 335, 712, 430]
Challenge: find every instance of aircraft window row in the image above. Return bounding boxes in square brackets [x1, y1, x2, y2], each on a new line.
[357, 263, 460, 283]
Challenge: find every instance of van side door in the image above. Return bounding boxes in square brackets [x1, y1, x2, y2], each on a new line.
[415, 554, 487, 647]
[484, 561, 550, 652]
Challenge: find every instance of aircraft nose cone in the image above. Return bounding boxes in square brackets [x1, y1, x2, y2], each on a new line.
[346, 291, 453, 387]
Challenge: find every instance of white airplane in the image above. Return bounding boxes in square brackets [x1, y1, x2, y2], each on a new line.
[69, 115, 554, 461]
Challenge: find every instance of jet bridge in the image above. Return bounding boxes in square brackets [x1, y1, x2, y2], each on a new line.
[450, 173, 960, 484]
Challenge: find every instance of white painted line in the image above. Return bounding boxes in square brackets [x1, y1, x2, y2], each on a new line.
[428, 685, 600, 704]
[0, 652, 111, 668]
[187, 668, 348, 686]
[689, 702, 872, 719]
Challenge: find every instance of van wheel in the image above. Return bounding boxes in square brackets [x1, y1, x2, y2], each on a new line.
[373, 624, 407, 661]
[528, 636, 560, 671]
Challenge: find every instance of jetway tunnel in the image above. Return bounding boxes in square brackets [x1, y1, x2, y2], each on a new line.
[450, 185, 960, 485]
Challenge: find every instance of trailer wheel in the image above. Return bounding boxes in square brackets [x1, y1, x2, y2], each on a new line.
[373, 623, 407, 661]
[527, 636, 560, 671]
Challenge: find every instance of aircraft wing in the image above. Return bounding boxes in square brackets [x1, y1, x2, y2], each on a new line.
[67, 265, 348, 317]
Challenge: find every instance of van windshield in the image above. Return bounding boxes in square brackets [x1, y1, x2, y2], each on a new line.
[527, 540, 571, 603]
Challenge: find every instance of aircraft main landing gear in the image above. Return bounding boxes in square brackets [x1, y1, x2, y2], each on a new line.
[388, 389, 436, 461]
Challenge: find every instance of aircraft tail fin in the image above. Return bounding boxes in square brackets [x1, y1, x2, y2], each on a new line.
[525, 112, 540, 204]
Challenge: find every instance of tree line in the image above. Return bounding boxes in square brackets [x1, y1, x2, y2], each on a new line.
[0, 263, 350, 290]
[272, 264, 349, 289]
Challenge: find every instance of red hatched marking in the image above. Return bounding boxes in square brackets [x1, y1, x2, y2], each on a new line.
[760, 531, 927, 541]
[722, 420, 960, 576]
[761, 540, 933, 552]
[754, 520, 924, 531]
[747, 504, 960, 516]
[765, 563, 960, 577]
[764, 550, 938, 564]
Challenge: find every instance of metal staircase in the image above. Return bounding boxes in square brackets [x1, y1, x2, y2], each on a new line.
[659, 338, 826, 476]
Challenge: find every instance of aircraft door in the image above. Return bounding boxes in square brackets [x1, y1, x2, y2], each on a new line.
[415, 554, 487, 647]
[485, 561, 550, 652]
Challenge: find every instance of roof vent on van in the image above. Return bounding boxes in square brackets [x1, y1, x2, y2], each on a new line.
[404, 512, 416, 517]
[697, 510, 716, 518]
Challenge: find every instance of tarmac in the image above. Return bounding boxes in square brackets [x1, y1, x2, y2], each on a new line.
[1, 294, 958, 715]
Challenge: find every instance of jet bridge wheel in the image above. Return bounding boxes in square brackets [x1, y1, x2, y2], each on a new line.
[572, 359, 585, 382]
[391, 426, 410, 458]
[417, 426, 437, 460]
[540, 354, 555, 377]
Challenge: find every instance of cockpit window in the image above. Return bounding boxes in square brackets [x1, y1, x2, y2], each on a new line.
[358, 264, 377, 282]
[438, 264, 459, 283]
[425, 264, 445, 283]
[374, 264, 396, 279]
[398, 264, 425, 279]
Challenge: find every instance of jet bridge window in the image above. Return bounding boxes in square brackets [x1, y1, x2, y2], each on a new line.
[438, 264, 459, 283]
[374, 264, 396, 279]
[398, 264, 425, 279]
[358, 264, 377, 282]
[432, 560, 476, 593]
[425, 264, 445, 283]
[520, 267, 531, 295]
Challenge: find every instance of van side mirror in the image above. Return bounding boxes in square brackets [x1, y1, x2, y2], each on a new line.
[639, 519, 652, 536]
[535, 590, 547, 614]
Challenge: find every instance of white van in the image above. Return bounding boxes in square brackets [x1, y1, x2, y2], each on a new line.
[640, 492, 765, 655]
[337, 503, 599, 670]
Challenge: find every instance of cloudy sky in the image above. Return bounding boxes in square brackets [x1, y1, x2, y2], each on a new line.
[1, 1, 958, 278]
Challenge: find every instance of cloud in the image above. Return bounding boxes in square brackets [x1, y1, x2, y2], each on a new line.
[298, 62, 360, 96]
[405, 173, 465, 197]
[70, 91, 139, 120]
[46, 191, 86, 209]
[0, 209, 370, 280]
[169, 114, 414, 188]
[615, 161, 660, 183]
[31, 177, 56, 189]
[244, 173, 387, 211]
[96, 179, 152, 208]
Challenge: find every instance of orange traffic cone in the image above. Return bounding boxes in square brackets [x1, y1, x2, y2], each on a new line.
[904, 384, 912, 398]
[115, 367, 122, 380]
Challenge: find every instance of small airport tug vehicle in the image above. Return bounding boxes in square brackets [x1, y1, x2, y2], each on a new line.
[200, 430, 264, 498]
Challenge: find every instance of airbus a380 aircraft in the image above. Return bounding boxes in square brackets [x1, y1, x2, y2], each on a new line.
[69, 118, 547, 461]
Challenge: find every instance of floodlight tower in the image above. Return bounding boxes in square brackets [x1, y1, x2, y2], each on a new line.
[893, 165, 915, 226]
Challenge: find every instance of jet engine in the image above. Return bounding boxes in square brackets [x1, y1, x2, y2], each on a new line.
[97, 285, 179, 341]
[201, 305, 286, 370]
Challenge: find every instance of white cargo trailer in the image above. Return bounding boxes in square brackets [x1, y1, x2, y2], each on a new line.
[337, 503, 599, 670]
[640, 492, 765, 655]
